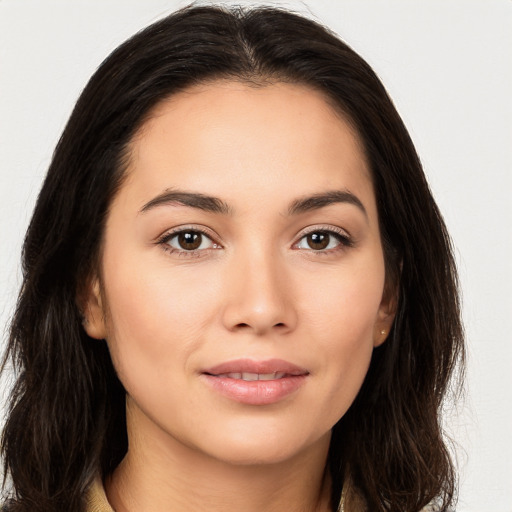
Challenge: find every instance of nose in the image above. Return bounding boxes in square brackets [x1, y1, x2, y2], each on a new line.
[221, 248, 297, 336]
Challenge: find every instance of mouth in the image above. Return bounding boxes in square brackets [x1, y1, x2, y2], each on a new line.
[208, 371, 289, 381]
[203, 358, 309, 378]
[202, 359, 309, 405]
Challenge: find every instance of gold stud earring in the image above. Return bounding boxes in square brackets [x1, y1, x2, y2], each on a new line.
[380, 329, 386, 336]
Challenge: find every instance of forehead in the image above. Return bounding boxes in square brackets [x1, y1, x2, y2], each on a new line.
[122, 80, 375, 216]
[133, 79, 364, 158]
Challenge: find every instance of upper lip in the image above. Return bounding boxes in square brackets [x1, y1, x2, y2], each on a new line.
[203, 358, 309, 376]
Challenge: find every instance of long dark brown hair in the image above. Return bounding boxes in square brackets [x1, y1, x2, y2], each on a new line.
[1, 5, 464, 512]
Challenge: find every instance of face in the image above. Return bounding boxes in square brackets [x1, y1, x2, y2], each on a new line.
[84, 81, 395, 466]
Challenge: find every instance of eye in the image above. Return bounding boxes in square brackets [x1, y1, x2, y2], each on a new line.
[295, 229, 351, 251]
[163, 229, 219, 252]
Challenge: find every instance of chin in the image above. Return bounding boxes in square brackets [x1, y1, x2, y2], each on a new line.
[199, 426, 330, 467]
[221, 446, 295, 466]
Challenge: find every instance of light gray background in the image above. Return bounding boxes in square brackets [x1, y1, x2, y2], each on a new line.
[1, 1, 511, 510]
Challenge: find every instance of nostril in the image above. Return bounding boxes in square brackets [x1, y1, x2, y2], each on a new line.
[233, 322, 287, 331]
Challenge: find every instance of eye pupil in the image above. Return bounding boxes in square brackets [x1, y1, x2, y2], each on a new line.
[307, 232, 330, 250]
[178, 231, 202, 250]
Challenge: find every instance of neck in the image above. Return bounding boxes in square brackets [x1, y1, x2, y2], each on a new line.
[106, 400, 333, 512]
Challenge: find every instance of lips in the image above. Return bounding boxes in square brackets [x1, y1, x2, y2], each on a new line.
[204, 358, 308, 377]
[214, 372, 287, 381]
[202, 359, 309, 405]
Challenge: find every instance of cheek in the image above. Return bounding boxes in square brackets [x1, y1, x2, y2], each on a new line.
[100, 251, 222, 382]
[296, 260, 384, 412]
[300, 258, 385, 340]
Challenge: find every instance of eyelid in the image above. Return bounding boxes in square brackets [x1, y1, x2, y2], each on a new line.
[296, 224, 352, 240]
[155, 224, 219, 242]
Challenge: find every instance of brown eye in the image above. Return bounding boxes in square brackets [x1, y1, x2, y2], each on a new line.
[177, 231, 202, 250]
[295, 230, 349, 252]
[306, 232, 330, 250]
[164, 230, 217, 252]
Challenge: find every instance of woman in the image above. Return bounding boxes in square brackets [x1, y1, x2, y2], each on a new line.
[1, 5, 464, 512]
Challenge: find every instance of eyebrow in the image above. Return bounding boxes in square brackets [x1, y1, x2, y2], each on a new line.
[139, 188, 367, 219]
[140, 190, 232, 215]
[287, 190, 368, 219]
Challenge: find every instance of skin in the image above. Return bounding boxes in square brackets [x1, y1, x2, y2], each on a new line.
[84, 81, 396, 512]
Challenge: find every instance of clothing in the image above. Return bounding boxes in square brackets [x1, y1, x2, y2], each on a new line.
[86, 478, 114, 512]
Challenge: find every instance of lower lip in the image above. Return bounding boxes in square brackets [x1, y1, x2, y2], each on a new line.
[202, 374, 307, 405]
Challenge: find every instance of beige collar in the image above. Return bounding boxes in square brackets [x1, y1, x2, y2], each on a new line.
[86, 477, 115, 512]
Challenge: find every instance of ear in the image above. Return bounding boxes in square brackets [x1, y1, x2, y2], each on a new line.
[373, 281, 398, 348]
[78, 277, 107, 340]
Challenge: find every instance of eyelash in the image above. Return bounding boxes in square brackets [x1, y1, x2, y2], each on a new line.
[156, 225, 354, 258]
